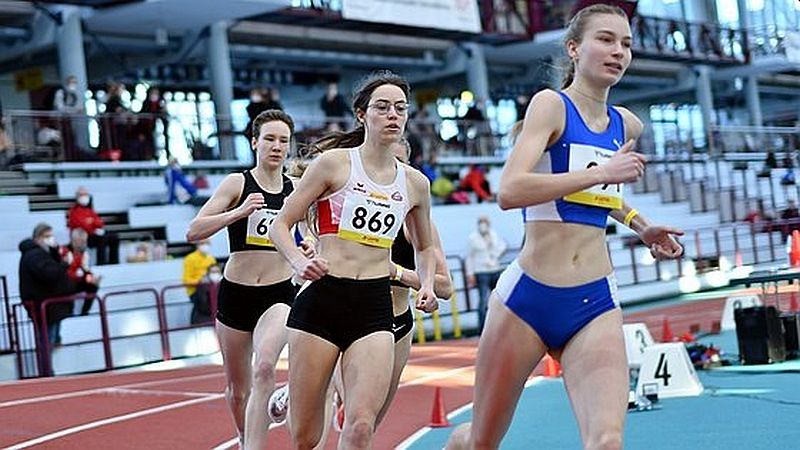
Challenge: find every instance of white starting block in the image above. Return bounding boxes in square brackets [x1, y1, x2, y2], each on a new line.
[635, 343, 703, 399]
[623, 323, 655, 368]
[721, 294, 762, 331]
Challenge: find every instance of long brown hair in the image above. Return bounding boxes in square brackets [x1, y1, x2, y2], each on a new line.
[304, 70, 410, 158]
[296, 71, 410, 238]
[560, 4, 628, 89]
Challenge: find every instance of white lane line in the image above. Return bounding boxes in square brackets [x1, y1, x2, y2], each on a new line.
[0, 372, 222, 409]
[210, 437, 239, 450]
[394, 377, 545, 449]
[4, 393, 224, 450]
[106, 387, 216, 398]
[211, 421, 286, 450]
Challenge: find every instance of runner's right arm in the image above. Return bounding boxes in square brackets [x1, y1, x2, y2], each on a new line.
[186, 174, 260, 242]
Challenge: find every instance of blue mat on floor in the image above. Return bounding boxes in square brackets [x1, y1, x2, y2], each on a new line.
[408, 330, 800, 449]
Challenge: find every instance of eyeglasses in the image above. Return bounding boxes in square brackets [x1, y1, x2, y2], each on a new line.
[368, 100, 409, 115]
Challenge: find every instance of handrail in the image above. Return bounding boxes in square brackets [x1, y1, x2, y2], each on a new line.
[99, 287, 162, 369]
[1, 275, 11, 354]
[35, 292, 94, 377]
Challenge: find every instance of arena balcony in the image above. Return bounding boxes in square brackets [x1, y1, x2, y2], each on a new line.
[249, 0, 534, 45]
[631, 15, 749, 66]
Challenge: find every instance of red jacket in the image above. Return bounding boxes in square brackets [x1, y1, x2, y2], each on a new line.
[59, 245, 91, 282]
[67, 204, 105, 235]
[459, 167, 492, 201]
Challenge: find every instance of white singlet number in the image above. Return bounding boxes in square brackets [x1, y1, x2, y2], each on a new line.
[563, 143, 623, 209]
[338, 193, 404, 248]
[246, 208, 279, 247]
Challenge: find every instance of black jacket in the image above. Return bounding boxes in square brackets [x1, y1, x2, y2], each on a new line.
[18, 239, 75, 323]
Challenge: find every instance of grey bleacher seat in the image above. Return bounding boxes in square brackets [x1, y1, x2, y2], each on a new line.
[128, 205, 197, 227]
[0, 196, 29, 212]
[0, 214, 69, 252]
[55, 174, 227, 213]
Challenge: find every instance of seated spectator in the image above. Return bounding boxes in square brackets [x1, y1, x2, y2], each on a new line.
[60, 228, 101, 316]
[191, 264, 222, 324]
[18, 223, 75, 350]
[781, 169, 795, 186]
[431, 173, 456, 200]
[165, 157, 197, 204]
[459, 164, 494, 203]
[67, 186, 119, 265]
[182, 240, 217, 321]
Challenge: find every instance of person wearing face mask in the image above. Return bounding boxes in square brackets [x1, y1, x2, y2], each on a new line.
[67, 186, 119, 265]
[190, 264, 223, 325]
[53, 75, 86, 160]
[465, 215, 507, 334]
[60, 228, 101, 316]
[18, 222, 76, 368]
[182, 240, 218, 308]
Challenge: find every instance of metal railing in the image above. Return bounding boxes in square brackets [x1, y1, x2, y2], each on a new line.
[631, 15, 749, 64]
[10, 283, 217, 378]
[6, 211, 798, 379]
[3, 109, 508, 165]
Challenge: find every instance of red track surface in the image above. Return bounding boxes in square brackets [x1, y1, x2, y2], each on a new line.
[0, 290, 771, 449]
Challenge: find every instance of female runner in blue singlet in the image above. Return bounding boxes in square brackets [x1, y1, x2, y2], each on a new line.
[448, 5, 684, 449]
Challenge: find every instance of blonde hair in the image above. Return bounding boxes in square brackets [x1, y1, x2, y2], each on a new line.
[561, 4, 628, 89]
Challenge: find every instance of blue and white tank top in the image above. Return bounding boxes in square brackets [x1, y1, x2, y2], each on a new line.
[523, 91, 626, 229]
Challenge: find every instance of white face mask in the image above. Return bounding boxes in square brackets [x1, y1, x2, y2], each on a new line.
[478, 223, 489, 234]
[43, 236, 57, 248]
[208, 273, 223, 283]
[149, 94, 159, 102]
[198, 244, 211, 254]
[77, 195, 90, 206]
[67, 83, 78, 91]
[251, 95, 262, 103]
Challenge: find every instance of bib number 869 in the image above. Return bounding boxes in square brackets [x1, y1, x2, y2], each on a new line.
[351, 206, 396, 234]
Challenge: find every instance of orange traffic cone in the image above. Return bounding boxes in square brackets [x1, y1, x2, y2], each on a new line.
[542, 354, 562, 377]
[790, 291, 799, 313]
[429, 387, 450, 428]
[791, 231, 800, 267]
[661, 317, 674, 342]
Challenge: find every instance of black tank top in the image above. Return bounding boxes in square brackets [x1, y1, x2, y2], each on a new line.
[391, 226, 416, 269]
[227, 170, 293, 253]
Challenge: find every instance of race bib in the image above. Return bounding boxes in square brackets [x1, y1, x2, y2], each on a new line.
[338, 192, 404, 248]
[246, 208, 279, 247]
[563, 143, 623, 209]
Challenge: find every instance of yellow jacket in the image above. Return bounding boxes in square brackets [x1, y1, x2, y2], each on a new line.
[183, 250, 217, 295]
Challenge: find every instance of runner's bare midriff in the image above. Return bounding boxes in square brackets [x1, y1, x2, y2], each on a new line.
[517, 221, 613, 286]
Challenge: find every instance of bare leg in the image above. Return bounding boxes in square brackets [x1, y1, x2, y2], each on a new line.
[376, 327, 412, 425]
[467, 295, 547, 450]
[287, 329, 340, 450]
[338, 331, 394, 450]
[243, 304, 290, 449]
[560, 309, 627, 450]
[216, 320, 254, 442]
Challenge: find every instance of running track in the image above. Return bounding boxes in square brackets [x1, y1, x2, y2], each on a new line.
[1, 288, 788, 449]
